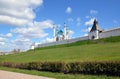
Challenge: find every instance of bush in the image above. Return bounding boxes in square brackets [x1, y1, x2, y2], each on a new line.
[0, 61, 120, 76]
[41, 62, 65, 72]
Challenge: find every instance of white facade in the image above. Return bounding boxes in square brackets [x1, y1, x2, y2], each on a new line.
[53, 23, 69, 41]
[99, 27, 120, 38]
[38, 36, 88, 48]
[89, 30, 99, 40]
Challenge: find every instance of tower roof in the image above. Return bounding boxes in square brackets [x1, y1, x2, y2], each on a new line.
[90, 19, 102, 32]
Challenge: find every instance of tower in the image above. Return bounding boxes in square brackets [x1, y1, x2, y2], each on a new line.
[53, 24, 56, 41]
[89, 19, 102, 40]
[64, 23, 68, 40]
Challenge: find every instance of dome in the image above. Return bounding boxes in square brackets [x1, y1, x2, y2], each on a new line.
[57, 30, 64, 36]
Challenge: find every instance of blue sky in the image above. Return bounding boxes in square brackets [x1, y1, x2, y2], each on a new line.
[0, 0, 120, 52]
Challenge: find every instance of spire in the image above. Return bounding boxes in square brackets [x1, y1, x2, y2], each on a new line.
[64, 23, 67, 28]
[53, 24, 56, 41]
[94, 19, 98, 24]
[90, 19, 102, 32]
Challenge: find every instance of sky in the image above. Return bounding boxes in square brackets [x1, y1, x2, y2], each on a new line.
[0, 0, 120, 52]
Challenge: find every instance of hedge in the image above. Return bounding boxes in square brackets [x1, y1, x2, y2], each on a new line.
[0, 61, 120, 76]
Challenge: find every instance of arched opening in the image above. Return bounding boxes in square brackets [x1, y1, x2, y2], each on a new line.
[91, 35, 95, 40]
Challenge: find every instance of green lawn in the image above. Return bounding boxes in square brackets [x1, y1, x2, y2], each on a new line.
[0, 42, 120, 63]
[0, 36, 120, 79]
[0, 66, 120, 79]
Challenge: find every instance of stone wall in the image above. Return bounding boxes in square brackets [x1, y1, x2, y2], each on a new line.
[38, 36, 88, 48]
[37, 27, 120, 48]
[99, 27, 120, 38]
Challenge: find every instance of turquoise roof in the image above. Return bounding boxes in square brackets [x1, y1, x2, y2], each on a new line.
[56, 30, 64, 36]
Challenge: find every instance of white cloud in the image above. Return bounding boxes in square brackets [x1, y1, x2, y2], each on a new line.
[0, 0, 43, 26]
[6, 33, 13, 38]
[0, 37, 7, 45]
[0, 33, 13, 38]
[0, 37, 7, 42]
[85, 18, 95, 26]
[0, 0, 45, 51]
[113, 20, 118, 23]
[12, 20, 53, 39]
[66, 7, 72, 14]
[76, 17, 81, 26]
[0, 33, 12, 45]
[68, 30, 74, 38]
[82, 27, 91, 32]
[68, 18, 74, 22]
[0, 37, 32, 52]
[0, 42, 5, 45]
[85, 16, 90, 19]
[11, 38, 32, 51]
[40, 38, 54, 44]
[90, 10, 98, 14]
[0, 15, 30, 26]
[84, 33, 88, 36]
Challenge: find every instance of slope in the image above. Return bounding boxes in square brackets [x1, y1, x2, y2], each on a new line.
[0, 36, 120, 63]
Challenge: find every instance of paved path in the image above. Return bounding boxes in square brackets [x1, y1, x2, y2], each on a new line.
[0, 70, 55, 79]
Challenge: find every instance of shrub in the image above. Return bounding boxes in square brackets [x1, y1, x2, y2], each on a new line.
[41, 62, 65, 72]
[0, 61, 120, 76]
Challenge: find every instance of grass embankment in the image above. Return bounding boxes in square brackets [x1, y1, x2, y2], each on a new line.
[0, 36, 120, 63]
[0, 36, 120, 79]
[0, 66, 120, 79]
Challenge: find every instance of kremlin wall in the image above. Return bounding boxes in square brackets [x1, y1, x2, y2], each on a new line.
[36, 19, 120, 48]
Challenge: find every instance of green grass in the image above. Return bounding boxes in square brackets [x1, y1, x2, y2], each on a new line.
[0, 36, 120, 79]
[0, 66, 120, 79]
[0, 36, 120, 63]
[35, 36, 120, 50]
[0, 42, 120, 63]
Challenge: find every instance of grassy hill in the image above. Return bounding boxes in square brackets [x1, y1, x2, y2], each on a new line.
[0, 36, 120, 63]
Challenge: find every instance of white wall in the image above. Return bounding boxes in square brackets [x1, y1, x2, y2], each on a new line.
[99, 27, 120, 38]
[37, 27, 120, 48]
[89, 31, 99, 39]
[38, 36, 88, 48]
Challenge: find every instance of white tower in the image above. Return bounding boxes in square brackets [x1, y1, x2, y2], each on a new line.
[53, 24, 56, 41]
[89, 19, 102, 40]
[64, 23, 67, 40]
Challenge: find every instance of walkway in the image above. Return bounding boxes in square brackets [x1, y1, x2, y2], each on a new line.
[0, 70, 55, 79]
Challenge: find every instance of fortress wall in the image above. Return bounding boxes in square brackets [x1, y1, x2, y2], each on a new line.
[37, 27, 120, 48]
[99, 27, 120, 38]
[38, 36, 88, 48]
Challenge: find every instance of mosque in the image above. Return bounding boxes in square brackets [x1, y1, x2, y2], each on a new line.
[53, 23, 69, 41]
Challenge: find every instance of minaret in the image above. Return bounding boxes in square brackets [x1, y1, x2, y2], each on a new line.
[53, 24, 56, 41]
[64, 23, 67, 40]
